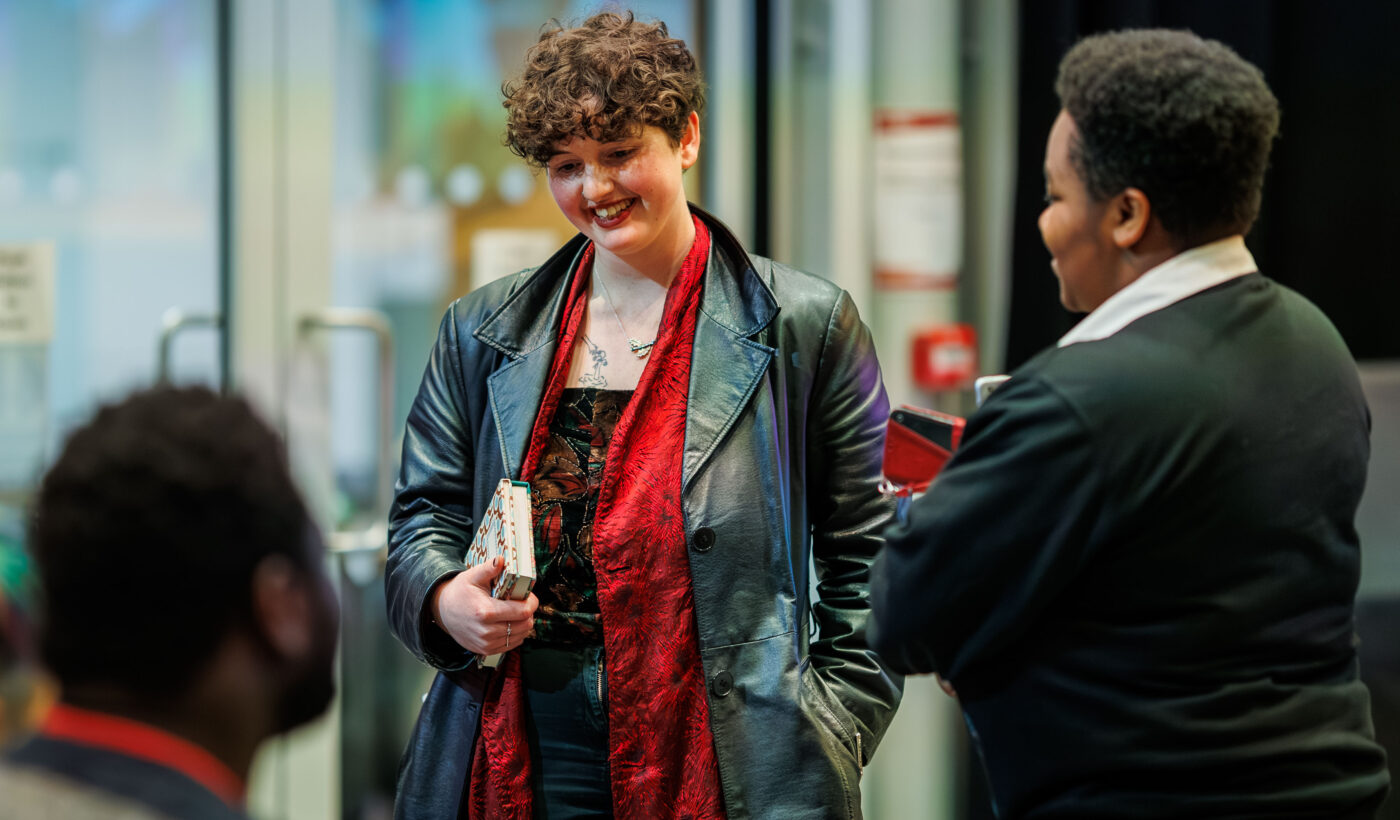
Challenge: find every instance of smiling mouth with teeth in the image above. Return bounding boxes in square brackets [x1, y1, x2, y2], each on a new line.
[594, 199, 634, 219]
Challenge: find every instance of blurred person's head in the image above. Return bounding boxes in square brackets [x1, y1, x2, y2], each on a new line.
[29, 386, 337, 762]
[1040, 29, 1279, 312]
[504, 11, 705, 274]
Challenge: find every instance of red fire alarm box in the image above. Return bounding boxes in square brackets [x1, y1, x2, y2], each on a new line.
[912, 323, 978, 391]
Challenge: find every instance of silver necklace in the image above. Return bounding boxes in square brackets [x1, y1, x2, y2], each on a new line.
[593, 273, 657, 358]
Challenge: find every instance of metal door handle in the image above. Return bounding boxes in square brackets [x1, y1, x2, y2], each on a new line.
[296, 308, 396, 577]
[156, 308, 223, 383]
[328, 521, 389, 586]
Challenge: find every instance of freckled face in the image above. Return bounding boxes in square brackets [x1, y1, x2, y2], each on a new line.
[546, 113, 699, 270]
[1038, 110, 1119, 313]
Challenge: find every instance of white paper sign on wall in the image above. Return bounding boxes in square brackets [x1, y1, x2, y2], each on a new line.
[873, 110, 962, 291]
[0, 243, 56, 344]
[470, 229, 562, 291]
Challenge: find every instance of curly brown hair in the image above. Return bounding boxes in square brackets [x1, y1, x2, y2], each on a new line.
[503, 11, 705, 167]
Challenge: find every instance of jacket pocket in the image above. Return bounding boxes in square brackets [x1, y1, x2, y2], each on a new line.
[394, 668, 490, 820]
[799, 661, 863, 774]
[701, 635, 862, 819]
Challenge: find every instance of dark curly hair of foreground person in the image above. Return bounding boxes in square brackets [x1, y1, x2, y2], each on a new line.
[1056, 29, 1280, 247]
[503, 11, 706, 167]
[30, 386, 315, 697]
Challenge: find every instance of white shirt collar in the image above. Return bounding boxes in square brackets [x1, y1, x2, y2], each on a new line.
[1057, 235, 1258, 347]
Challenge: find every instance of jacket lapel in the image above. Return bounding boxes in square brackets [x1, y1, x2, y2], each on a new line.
[476, 236, 588, 479]
[486, 354, 552, 480]
[468, 213, 776, 488]
[683, 209, 779, 491]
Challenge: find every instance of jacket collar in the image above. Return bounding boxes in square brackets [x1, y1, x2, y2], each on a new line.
[472, 233, 590, 359]
[472, 205, 777, 357]
[1058, 235, 1257, 347]
[473, 205, 779, 486]
[692, 203, 779, 338]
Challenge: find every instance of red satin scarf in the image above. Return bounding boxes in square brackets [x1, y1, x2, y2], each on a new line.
[469, 215, 726, 819]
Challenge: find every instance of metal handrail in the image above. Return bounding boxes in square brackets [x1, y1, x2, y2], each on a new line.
[296, 308, 396, 525]
[156, 308, 224, 383]
[329, 520, 389, 587]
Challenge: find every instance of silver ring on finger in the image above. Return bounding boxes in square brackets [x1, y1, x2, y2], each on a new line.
[506, 622, 512, 651]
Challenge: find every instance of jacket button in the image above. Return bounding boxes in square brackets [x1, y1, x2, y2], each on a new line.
[693, 527, 716, 552]
[711, 670, 734, 697]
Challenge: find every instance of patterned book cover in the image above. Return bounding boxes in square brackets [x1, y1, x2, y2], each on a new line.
[496, 480, 535, 600]
[467, 478, 535, 668]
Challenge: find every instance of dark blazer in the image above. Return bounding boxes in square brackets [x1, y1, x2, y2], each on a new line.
[387, 207, 903, 819]
[1, 735, 247, 820]
[871, 273, 1390, 818]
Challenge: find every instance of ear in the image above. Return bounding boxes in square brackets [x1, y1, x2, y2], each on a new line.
[1110, 187, 1152, 249]
[679, 110, 701, 170]
[251, 554, 312, 660]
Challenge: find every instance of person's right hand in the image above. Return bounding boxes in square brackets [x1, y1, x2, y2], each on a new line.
[431, 556, 538, 656]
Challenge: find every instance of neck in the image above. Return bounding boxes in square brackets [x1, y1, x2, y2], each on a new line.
[1117, 220, 1184, 288]
[593, 202, 696, 292]
[60, 650, 276, 783]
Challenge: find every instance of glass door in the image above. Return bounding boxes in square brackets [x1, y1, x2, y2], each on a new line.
[0, 0, 223, 744]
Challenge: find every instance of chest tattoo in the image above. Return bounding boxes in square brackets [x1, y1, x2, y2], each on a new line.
[579, 335, 608, 387]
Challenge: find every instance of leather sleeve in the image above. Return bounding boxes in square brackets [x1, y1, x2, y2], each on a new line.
[385, 302, 478, 671]
[806, 290, 905, 761]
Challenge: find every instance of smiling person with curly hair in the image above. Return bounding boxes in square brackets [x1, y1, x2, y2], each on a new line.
[387, 11, 901, 820]
[872, 29, 1389, 820]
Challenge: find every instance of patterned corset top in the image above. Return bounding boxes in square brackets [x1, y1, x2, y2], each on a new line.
[528, 387, 632, 646]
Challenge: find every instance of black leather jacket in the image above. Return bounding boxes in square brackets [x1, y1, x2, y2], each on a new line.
[386, 207, 903, 819]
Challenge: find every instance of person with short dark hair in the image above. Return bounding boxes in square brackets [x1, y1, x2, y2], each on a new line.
[870, 29, 1390, 818]
[0, 386, 339, 820]
[387, 11, 901, 819]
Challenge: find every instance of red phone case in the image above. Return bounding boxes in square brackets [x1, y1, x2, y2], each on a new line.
[881, 405, 965, 494]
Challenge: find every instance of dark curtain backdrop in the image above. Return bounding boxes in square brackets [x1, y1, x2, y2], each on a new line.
[1006, 0, 1400, 370]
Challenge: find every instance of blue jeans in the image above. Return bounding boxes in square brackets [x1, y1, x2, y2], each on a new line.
[520, 643, 612, 819]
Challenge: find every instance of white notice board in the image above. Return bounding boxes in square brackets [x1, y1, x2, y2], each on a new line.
[0, 243, 56, 344]
[873, 110, 962, 290]
[471, 229, 562, 291]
